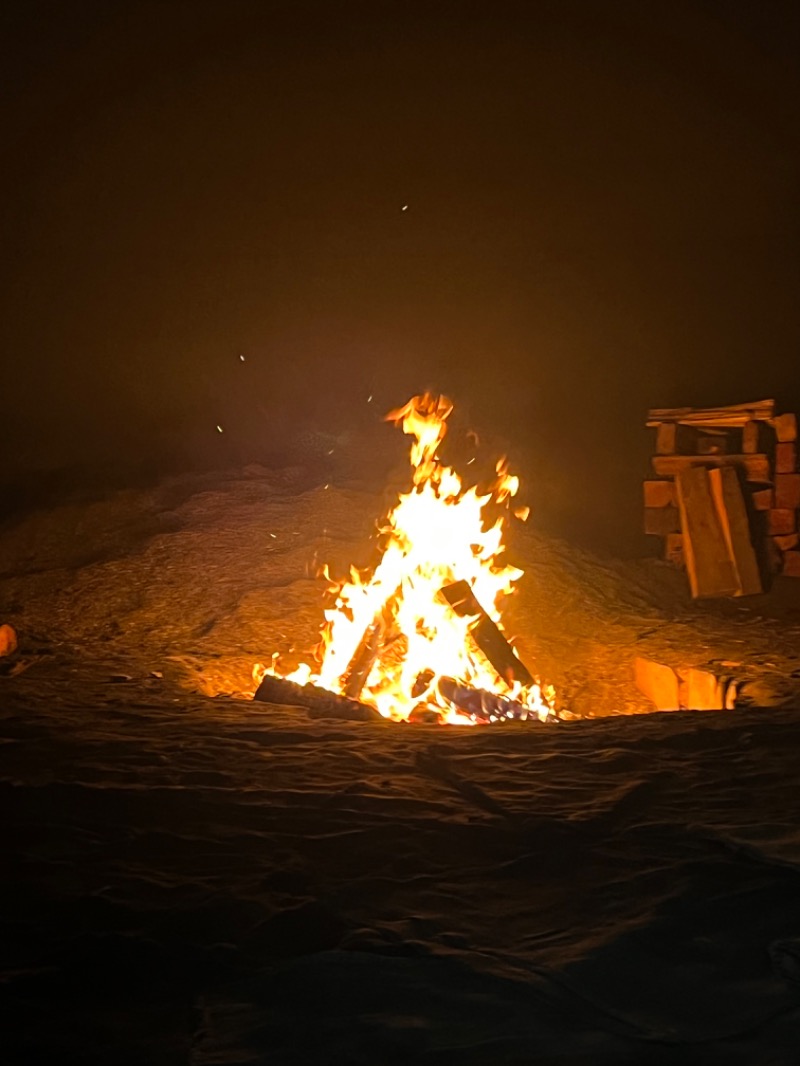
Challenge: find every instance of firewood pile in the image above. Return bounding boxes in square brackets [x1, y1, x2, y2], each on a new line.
[644, 399, 799, 597]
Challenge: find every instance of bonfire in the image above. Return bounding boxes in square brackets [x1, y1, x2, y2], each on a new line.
[255, 394, 555, 725]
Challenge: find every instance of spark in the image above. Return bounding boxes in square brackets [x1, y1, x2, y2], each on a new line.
[367, 394, 373, 403]
[269, 533, 277, 539]
[401, 205, 408, 211]
[216, 425, 224, 433]
[239, 354, 245, 362]
[467, 457, 476, 465]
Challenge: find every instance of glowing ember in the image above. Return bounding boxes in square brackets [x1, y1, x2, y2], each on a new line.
[255, 394, 555, 725]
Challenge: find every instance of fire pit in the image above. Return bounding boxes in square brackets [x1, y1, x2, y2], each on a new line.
[254, 394, 557, 725]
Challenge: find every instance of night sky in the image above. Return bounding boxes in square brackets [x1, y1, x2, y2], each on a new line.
[3, 0, 799, 549]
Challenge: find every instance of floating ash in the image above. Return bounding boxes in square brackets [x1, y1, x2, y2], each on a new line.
[254, 394, 556, 725]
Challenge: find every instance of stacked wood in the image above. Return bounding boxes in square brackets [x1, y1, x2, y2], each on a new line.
[645, 399, 800, 585]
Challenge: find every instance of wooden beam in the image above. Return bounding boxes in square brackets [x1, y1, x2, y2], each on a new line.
[647, 399, 774, 428]
[652, 454, 770, 483]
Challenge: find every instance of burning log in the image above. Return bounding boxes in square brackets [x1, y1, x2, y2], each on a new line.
[438, 580, 533, 687]
[341, 617, 386, 699]
[253, 674, 382, 721]
[437, 676, 552, 723]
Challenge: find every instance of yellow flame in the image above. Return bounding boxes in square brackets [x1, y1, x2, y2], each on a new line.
[257, 393, 554, 724]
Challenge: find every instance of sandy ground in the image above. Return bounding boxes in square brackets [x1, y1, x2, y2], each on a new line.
[2, 461, 800, 1063]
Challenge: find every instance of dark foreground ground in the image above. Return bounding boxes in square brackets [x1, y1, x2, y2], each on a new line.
[2, 461, 800, 1063]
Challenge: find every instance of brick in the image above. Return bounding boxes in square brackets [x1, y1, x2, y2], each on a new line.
[767, 509, 797, 536]
[773, 533, 799, 552]
[643, 480, 675, 508]
[774, 413, 797, 443]
[775, 442, 797, 473]
[644, 506, 680, 536]
[750, 487, 773, 511]
[775, 474, 800, 510]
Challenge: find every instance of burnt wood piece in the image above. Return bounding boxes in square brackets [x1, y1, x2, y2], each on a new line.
[647, 399, 775, 428]
[437, 676, 552, 723]
[652, 454, 771, 483]
[253, 673, 382, 721]
[438, 580, 533, 687]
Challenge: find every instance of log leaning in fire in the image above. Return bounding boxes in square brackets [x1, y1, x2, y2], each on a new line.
[438, 580, 533, 687]
[341, 616, 386, 699]
[253, 673, 382, 721]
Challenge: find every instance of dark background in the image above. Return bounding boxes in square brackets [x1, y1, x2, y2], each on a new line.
[2, 0, 799, 552]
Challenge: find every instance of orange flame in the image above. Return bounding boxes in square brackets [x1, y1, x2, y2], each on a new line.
[256, 393, 554, 724]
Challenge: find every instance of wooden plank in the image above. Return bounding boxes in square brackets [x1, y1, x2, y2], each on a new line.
[676, 467, 741, 598]
[783, 552, 800, 577]
[644, 506, 680, 536]
[643, 480, 676, 508]
[708, 467, 762, 596]
[775, 442, 797, 473]
[767, 509, 797, 536]
[664, 533, 684, 568]
[750, 487, 773, 511]
[775, 474, 800, 510]
[652, 454, 771, 483]
[774, 413, 797, 443]
[647, 399, 774, 428]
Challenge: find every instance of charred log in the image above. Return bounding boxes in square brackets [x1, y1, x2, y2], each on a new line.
[437, 676, 552, 723]
[253, 674, 382, 721]
[438, 580, 533, 687]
